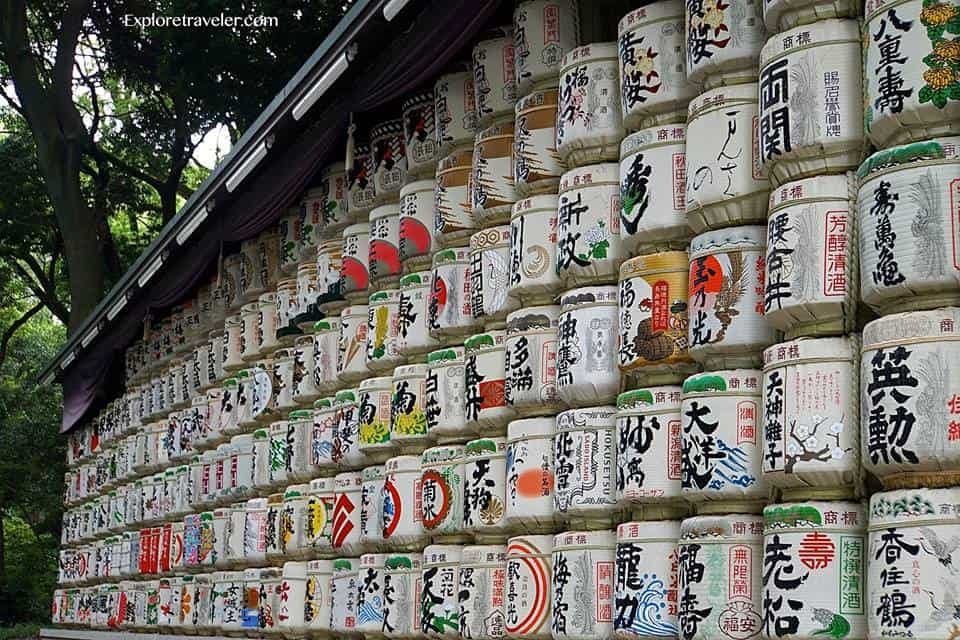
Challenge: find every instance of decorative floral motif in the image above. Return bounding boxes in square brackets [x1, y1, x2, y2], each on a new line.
[920, 0, 960, 107]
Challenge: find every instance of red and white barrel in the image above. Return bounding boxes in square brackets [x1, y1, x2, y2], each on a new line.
[429, 247, 481, 342]
[464, 330, 513, 435]
[340, 222, 370, 304]
[420, 445, 467, 540]
[332, 472, 363, 555]
[514, 89, 563, 197]
[368, 203, 401, 292]
[508, 195, 562, 305]
[506, 418, 557, 532]
[505, 305, 562, 417]
[399, 179, 438, 272]
[382, 455, 428, 550]
[513, 0, 579, 95]
[557, 43, 625, 167]
[764, 0, 858, 31]
[473, 27, 517, 129]
[505, 534, 553, 639]
[551, 530, 616, 640]
[684, 0, 766, 88]
[557, 164, 625, 287]
[403, 90, 440, 179]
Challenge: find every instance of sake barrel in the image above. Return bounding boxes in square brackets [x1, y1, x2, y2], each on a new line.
[472, 120, 517, 226]
[864, 0, 960, 149]
[293, 335, 321, 404]
[348, 137, 378, 218]
[305, 559, 335, 635]
[240, 303, 261, 363]
[556, 44, 625, 167]
[369, 204, 401, 291]
[551, 530, 616, 640]
[278, 561, 309, 636]
[757, 20, 865, 185]
[382, 552, 423, 638]
[617, 2, 697, 130]
[372, 119, 407, 203]
[403, 90, 439, 179]
[258, 566, 283, 634]
[764, 0, 858, 30]
[301, 190, 327, 261]
[514, 89, 563, 197]
[383, 455, 428, 549]
[857, 139, 960, 314]
[618, 252, 695, 380]
[763, 501, 866, 640]
[334, 389, 367, 469]
[473, 27, 518, 128]
[505, 306, 562, 417]
[296, 262, 320, 325]
[391, 364, 432, 452]
[619, 126, 689, 254]
[280, 210, 304, 276]
[312, 319, 341, 394]
[243, 498, 269, 565]
[274, 350, 297, 412]
[359, 466, 385, 551]
[435, 68, 478, 157]
[305, 477, 336, 555]
[425, 347, 469, 443]
[680, 370, 767, 507]
[337, 305, 369, 385]
[330, 557, 361, 635]
[459, 545, 508, 638]
[761, 336, 859, 494]
[677, 515, 764, 640]
[358, 376, 395, 462]
[861, 307, 960, 485]
[398, 271, 441, 358]
[239, 241, 261, 303]
[367, 289, 404, 372]
[504, 535, 553, 639]
[688, 226, 775, 368]
[312, 397, 337, 473]
[399, 179, 438, 272]
[316, 239, 346, 314]
[470, 226, 520, 327]
[420, 445, 467, 539]
[613, 520, 681, 640]
[554, 407, 618, 526]
[220, 379, 240, 438]
[333, 472, 363, 555]
[556, 164, 625, 287]
[556, 286, 621, 407]
[420, 545, 463, 637]
[429, 247, 481, 341]
[684, 0, 766, 88]
[226, 503, 247, 567]
[763, 174, 857, 337]
[615, 387, 684, 508]
[319, 161, 351, 236]
[513, 0, 579, 95]
[280, 485, 309, 559]
[506, 418, 557, 532]
[508, 196, 562, 305]
[275, 278, 300, 342]
[435, 149, 476, 248]
[341, 223, 370, 304]
[464, 330, 513, 433]
[357, 553, 388, 634]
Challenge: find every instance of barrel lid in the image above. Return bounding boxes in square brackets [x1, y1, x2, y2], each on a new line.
[465, 437, 506, 458]
[559, 286, 618, 310]
[764, 502, 865, 533]
[870, 488, 960, 529]
[334, 471, 363, 488]
[620, 125, 686, 158]
[762, 336, 858, 371]
[252, 428, 269, 440]
[332, 557, 360, 574]
[506, 534, 553, 555]
[246, 497, 268, 509]
[422, 444, 465, 464]
[393, 363, 429, 378]
[760, 18, 860, 67]
[334, 389, 358, 403]
[369, 289, 400, 304]
[690, 225, 766, 257]
[477, 119, 514, 139]
[680, 514, 764, 540]
[427, 346, 465, 364]
[370, 117, 403, 139]
[768, 173, 854, 211]
[556, 406, 617, 431]
[370, 203, 401, 220]
[862, 307, 960, 350]
[682, 370, 763, 396]
[400, 178, 437, 198]
[619, 251, 689, 278]
[385, 454, 422, 472]
[553, 529, 616, 549]
[385, 553, 423, 570]
[617, 385, 683, 411]
[470, 226, 511, 252]
[422, 544, 464, 564]
[401, 88, 433, 109]
[618, 1, 684, 32]
[561, 42, 617, 69]
[687, 82, 758, 119]
[462, 544, 507, 564]
[270, 420, 290, 432]
[284, 484, 308, 499]
[314, 396, 335, 410]
[465, 330, 505, 354]
[507, 417, 556, 440]
[511, 194, 559, 219]
[288, 408, 313, 421]
[308, 558, 336, 573]
[309, 476, 336, 493]
[506, 305, 559, 333]
[282, 561, 308, 579]
[431, 246, 469, 265]
[559, 163, 619, 191]
[362, 465, 385, 481]
[343, 222, 369, 237]
[400, 271, 432, 288]
[857, 138, 960, 179]
[437, 148, 473, 172]
[359, 375, 393, 391]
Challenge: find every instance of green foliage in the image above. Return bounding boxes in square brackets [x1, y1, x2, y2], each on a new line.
[0, 518, 58, 626]
[0, 622, 40, 640]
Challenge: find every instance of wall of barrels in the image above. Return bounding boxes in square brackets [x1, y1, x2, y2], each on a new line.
[49, 0, 960, 639]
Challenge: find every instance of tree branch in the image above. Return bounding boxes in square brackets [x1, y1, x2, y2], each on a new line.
[0, 301, 43, 370]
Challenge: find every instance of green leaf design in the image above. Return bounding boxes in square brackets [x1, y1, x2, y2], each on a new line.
[919, 85, 935, 103]
[948, 15, 960, 33]
[950, 84, 960, 99]
[590, 239, 610, 260]
[929, 25, 946, 40]
[934, 90, 949, 107]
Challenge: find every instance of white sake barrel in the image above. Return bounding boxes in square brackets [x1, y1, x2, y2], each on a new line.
[400, 179, 438, 272]
[220, 379, 240, 438]
[240, 303, 261, 363]
[301, 190, 327, 261]
[420, 445, 467, 539]
[616, 387, 684, 509]
[341, 223, 370, 304]
[681, 370, 767, 507]
[459, 544, 508, 638]
[357, 553, 388, 633]
[292, 337, 320, 404]
[557, 43, 625, 167]
[463, 438, 509, 538]
[360, 465, 386, 551]
[509, 196, 561, 304]
[359, 375, 395, 462]
[677, 515, 763, 640]
[763, 501, 866, 640]
[421, 545, 463, 637]
[557, 164, 625, 286]
[280, 210, 303, 276]
[685, 83, 769, 233]
[618, 252, 695, 380]
[864, 0, 960, 149]
[430, 247, 481, 341]
[348, 136, 378, 218]
[515, 89, 563, 198]
[311, 319, 340, 394]
[369, 203, 402, 291]
[303, 559, 335, 635]
[758, 20, 865, 185]
[243, 498, 269, 564]
[391, 364, 432, 452]
[371, 119, 407, 203]
[316, 239, 346, 314]
[337, 305, 369, 385]
[506, 418, 557, 532]
[320, 162, 350, 236]
[763, 174, 857, 337]
[330, 557, 361, 635]
[367, 289, 403, 373]
[858, 139, 960, 314]
[287, 412, 313, 482]
[554, 406, 618, 526]
[425, 347, 469, 442]
[861, 307, 960, 486]
[761, 336, 859, 494]
[312, 397, 338, 472]
[275, 278, 300, 341]
[398, 271, 441, 358]
[278, 561, 309, 636]
[464, 330, 513, 434]
[684, 0, 766, 88]
[252, 428, 273, 492]
[551, 530, 616, 640]
[619, 126, 689, 254]
[239, 240, 261, 303]
[333, 472, 363, 555]
[505, 535, 552, 639]
[614, 520, 681, 640]
[688, 226, 775, 368]
[296, 262, 320, 324]
[435, 148, 476, 249]
[470, 226, 520, 327]
[513, 0, 579, 94]
[306, 477, 336, 554]
[280, 484, 309, 559]
[473, 27, 517, 128]
[435, 67, 478, 157]
[383, 455, 428, 549]
[619, 2, 697, 129]
[403, 90, 439, 179]
[258, 567, 283, 634]
[505, 306, 562, 417]
[764, 0, 858, 30]
[473, 120, 517, 226]
[226, 504, 247, 567]
[383, 552, 423, 638]
[556, 286, 621, 407]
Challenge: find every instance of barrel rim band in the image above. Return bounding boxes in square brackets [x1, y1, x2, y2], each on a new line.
[761, 37, 862, 68]
[688, 97, 757, 120]
[861, 334, 960, 352]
